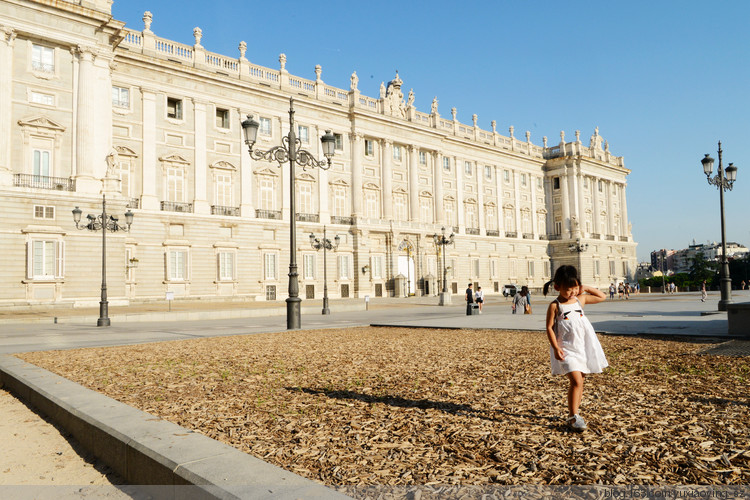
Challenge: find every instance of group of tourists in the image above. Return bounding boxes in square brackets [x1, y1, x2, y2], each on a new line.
[607, 282, 639, 299]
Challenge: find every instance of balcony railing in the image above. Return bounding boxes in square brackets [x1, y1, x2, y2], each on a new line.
[486, 230, 500, 237]
[505, 231, 517, 238]
[538, 234, 550, 240]
[523, 233, 534, 239]
[126, 198, 140, 209]
[547, 234, 562, 240]
[453, 226, 459, 233]
[296, 213, 319, 222]
[619, 236, 629, 242]
[331, 215, 354, 225]
[466, 227, 480, 235]
[161, 201, 193, 213]
[591, 233, 601, 239]
[256, 209, 282, 220]
[14, 174, 75, 191]
[212, 205, 239, 216]
[605, 235, 616, 241]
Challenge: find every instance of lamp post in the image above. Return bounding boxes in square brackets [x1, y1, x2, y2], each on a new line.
[309, 226, 340, 315]
[433, 226, 455, 306]
[72, 194, 133, 327]
[242, 97, 336, 329]
[568, 238, 589, 253]
[701, 141, 738, 311]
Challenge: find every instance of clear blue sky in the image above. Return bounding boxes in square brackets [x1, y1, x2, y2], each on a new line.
[112, 1, 750, 262]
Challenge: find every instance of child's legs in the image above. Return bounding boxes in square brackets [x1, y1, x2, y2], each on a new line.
[566, 371, 585, 416]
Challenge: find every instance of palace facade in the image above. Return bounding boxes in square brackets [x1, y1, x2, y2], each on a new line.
[0, 0, 637, 306]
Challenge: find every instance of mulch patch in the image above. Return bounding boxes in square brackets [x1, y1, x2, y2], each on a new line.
[18, 327, 750, 486]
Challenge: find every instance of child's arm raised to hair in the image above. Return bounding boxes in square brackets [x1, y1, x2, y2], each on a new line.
[578, 285, 606, 305]
[546, 302, 565, 361]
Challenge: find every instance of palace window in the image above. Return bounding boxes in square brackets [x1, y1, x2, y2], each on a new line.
[365, 139, 374, 156]
[338, 254, 351, 280]
[486, 206, 497, 231]
[445, 200, 456, 226]
[528, 260, 535, 278]
[259, 117, 272, 136]
[167, 249, 189, 281]
[259, 176, 275, 210]
[297, 181, 313, 214]
[394, 193, 407, 221]
[33, 148, 51, 179]
[372, 255, 383, 279]
[521, 173, 527, 186]
[165, 166, 185, 202]
[419, 151, 426, 164]
[504, 170, 511, 183]
[264, 253, 278, 281]
[27, 239, 64, 280]
[112, 86, 130, 108]
[332, 185, 347, 217]
[214, 172, 232, 207]
[553, 177, 561, 190]
[217, 251, 235, 281]
[393, 145, 402, 161]
[334, 133, 344, 151]
[365, 190, 379, 219]
[31, 44, 54, 73]
[303, 253, 315, 280]
[215, 108, 229, 129]
[33, 205, 55, 219]
[443, 157, 451, 171]
[166, 97, 183, 120]
[31, 91, 54, 106]
[297, 125, 309, 144]
[464, 161, 472, 176]
[420, 197, 433, 223]
[485, 165, 492, 180]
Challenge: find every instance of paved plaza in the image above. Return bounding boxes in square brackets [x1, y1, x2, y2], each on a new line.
[0, 291, 748, 498]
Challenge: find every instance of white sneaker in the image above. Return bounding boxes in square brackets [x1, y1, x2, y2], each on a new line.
[567, 414, 587, 432]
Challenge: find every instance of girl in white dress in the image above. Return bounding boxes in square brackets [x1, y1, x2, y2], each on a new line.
[543, 265, 608, 431]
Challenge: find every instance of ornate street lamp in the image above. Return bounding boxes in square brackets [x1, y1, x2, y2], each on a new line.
[432, 226, 455, 306]
[72, 194, 133, 327]
[309, 226, 340, 315]
[242, 97, 336, 329]
[701, 141, 738, 311]
[568, 238, 588, 253]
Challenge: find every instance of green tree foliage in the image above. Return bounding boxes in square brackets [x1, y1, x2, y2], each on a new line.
[689, 252, 716, 285]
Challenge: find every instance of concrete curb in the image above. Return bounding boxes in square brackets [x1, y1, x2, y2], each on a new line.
[0, 354, 350, 500]
[0, 302, 367, 325]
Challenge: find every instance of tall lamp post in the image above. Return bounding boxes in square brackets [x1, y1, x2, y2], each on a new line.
[309, 226, 340, 315]
[242, 97, 336, 330]
[701, 142, 738, 311]
[72, 195, 133, 327]
[433, 226, 455, 306]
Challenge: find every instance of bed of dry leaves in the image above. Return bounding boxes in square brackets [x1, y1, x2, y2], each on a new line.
[19, 328, 750, 487]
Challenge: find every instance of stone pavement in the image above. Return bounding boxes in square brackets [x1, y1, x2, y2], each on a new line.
[0, 291, 748, 498]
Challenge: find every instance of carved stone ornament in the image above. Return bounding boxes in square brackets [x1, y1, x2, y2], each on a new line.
[143, 11, 153, 32]
[239, 41, 247, 60]
[193, 27, 202, 47]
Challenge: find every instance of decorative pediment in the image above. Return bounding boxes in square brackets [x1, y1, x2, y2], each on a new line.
[484, 201, 497, 208]
[254, 167, 279, 177]
[443, 195, 456, 202]
[330, 177, 349, 187]
[210, 160, 236, 171]
[503, 203, 515, 210]
[363, 182, 380, 190]
[393, 186, 408, 194]
[114, 145, 138, 157]
[296, 172, 315, 182]
[464, 197, 477, 204]
[536, 207, 548, 214]
[419, 190, 432, 198]
[18, 116, 65, 131]
[159, 153, 190, 164]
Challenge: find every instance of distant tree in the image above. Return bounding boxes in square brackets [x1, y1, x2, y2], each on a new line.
[729, 255, 750, 288]
[688, 252, 716, 286]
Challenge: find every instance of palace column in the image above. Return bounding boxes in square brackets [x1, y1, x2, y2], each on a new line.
[576, 167, 586, 236]
[455, 155, 464, 230]
[140, 89, 159, 210]
[74, 45, 100, 193]
[351, 132, 363, 218]
[381, 139, 393, 220]
[477, 162, 485, 233]
[560, 166, 571, 238]
[239, 107, 254, 217]
[607, 180, 615, 237]
[408, 145, 419, 221]
[193, 99, 209, 214]
[0, 27, 15, 184]
[433, 151, 444, 224]
[620, 183, 629, 240]
[592, 177, 601, 236]
[530, 173, 538, 237]
[513, 171, 521, 237]
[496, 166, 505, 235]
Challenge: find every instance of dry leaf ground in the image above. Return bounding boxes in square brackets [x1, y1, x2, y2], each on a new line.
[18, 328, 750, 486]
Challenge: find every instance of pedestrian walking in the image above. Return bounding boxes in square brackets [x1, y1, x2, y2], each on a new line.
[609, 283, 615, 300]
[475, 286, 484, 314]
[543, 265, 608, 432]
[701, 280, 707, 302]
[465, 283, 474, 316]
[617, 282, 624, 299]
[512, 288, 527, 314]
[624, 283, 630, 300]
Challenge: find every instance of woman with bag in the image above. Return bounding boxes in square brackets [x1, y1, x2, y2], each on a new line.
[513, 288, 527, 314]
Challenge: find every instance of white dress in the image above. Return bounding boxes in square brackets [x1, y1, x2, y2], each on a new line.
[550, 298, 609, 375]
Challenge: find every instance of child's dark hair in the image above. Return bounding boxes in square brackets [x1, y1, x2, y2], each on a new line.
[543, 265, 581, 296]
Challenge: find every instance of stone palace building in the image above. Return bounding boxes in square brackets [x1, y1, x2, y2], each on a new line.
[0, 0, 637, 306]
